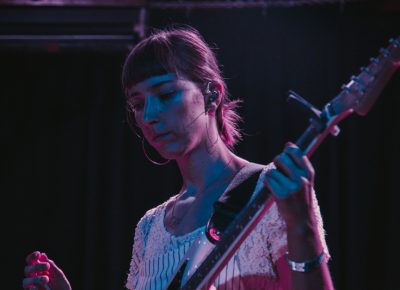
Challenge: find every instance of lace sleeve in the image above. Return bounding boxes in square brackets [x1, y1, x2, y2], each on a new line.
[126, 215, 151, 290]
[266, 189, 330, 264]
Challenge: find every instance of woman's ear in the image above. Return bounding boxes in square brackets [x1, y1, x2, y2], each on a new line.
[205, 81, 222, 114]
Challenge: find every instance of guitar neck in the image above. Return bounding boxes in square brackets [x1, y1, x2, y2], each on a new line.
[176, 36, 399, 289]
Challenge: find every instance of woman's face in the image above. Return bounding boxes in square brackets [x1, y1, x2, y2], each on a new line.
[126, 73, 209, 159]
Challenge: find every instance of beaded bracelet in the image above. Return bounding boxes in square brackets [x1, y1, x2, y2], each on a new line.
[285, 252, 325, 272]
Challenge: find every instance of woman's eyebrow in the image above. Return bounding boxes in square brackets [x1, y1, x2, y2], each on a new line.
[146, 73, 175, 87]
[129, 79, 176, 98]
[139, 73, 176, 92]
[153, 80, 175, 90]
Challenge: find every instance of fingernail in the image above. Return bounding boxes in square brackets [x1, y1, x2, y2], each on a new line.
[36, 276, 48, 283]
[40, 253, 49, 261]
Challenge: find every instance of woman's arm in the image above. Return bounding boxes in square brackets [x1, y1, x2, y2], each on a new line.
[275, 229, 334, 290]
[263, 143, 335, 290]
[126, 214, 151, 290]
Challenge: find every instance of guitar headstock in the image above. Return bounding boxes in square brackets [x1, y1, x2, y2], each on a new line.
[295, 36, 400, 156]
[328, 36, 400, 118]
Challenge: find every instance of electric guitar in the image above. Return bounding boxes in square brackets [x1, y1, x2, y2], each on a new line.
[167, 36, 400, 290]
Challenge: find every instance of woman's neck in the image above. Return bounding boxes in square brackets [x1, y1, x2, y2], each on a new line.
[175, 139, 248, 198]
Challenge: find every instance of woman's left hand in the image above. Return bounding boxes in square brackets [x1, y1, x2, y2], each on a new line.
[23, 251, 71, 290]
[262, 142, 316, 228]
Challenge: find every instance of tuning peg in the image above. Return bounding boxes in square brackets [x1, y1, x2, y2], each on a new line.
[341, 83, 365, 95]
[351, 75, 364, 84]
[341, 84, 352, 92]
[370, 57, 380, 64]
[356, 84, 366, 95]
[389, 38, 400, 47]
[360, 66, 373, 76]
[379, 48, 390, 57]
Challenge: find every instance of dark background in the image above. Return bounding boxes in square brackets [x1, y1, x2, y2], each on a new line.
[1, 1, 399, 289]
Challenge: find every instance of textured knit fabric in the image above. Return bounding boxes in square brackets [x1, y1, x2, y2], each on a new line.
[126, 162, 330, 290]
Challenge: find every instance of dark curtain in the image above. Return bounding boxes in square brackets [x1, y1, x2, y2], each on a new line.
[2, 1, 399, 290]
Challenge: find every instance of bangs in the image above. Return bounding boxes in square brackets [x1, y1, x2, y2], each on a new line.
[122, 39, 177, 91]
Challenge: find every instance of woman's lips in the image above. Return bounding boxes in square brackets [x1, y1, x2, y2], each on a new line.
[152, 132, 172, 142]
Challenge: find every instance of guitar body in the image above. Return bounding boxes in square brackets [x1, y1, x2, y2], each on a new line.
[168, 233, 215, 290]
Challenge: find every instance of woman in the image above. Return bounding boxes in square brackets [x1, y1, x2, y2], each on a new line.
[23, 27, 334, 290]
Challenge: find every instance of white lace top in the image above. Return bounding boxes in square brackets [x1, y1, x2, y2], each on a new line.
[126, 162, 329, 290]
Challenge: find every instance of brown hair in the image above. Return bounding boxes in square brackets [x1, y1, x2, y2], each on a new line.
[122, 26, 242, 150]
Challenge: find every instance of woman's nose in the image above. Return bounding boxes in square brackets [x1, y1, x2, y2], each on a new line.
[143, 95, 160, 124]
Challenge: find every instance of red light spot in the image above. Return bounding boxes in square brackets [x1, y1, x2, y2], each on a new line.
[208, 228, 221, 241]
[46, 42, 60, 53]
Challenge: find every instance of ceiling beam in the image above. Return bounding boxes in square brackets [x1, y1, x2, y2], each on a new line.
[149, 0, 363, 9]
[0, 0, 364, 9]
[0, 0, 146, 7]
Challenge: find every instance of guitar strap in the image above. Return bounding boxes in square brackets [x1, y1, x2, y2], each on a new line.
[206, 168, 263, 243]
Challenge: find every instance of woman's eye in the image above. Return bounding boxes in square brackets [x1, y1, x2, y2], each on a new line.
[129, 102, 144, 112]
[159, 91, 176, 99]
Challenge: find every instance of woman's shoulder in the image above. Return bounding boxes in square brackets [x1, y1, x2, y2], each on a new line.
[135, 197, 173, 235]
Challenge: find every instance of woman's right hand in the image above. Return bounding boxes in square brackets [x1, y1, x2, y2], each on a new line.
[23, 251, 71, 290]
